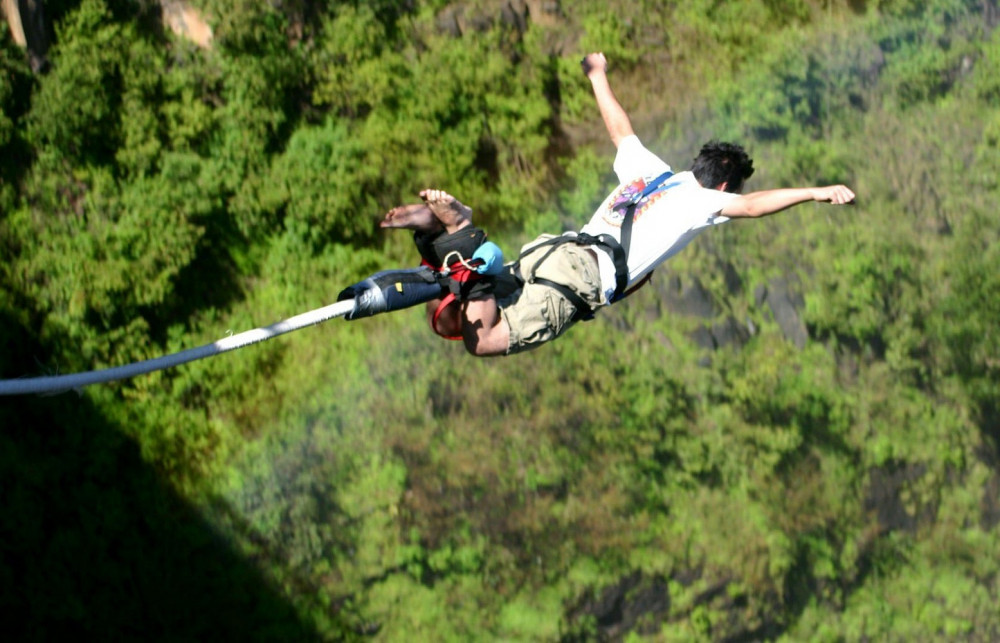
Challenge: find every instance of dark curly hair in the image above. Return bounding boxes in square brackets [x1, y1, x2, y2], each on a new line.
[690, 141, 755, 193]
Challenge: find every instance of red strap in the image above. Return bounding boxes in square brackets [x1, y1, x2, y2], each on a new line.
[446, 264, 480, 283]
[431, 294, 463, 341]
[428, 260, 481, 341]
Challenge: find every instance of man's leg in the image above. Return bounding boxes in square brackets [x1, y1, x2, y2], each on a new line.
[417, 190, 511, 356]
[380, 198, 455, 330]
[380, 190, 478, 338]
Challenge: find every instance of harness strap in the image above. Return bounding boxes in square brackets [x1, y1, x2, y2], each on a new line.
[415, 226, 488, 269]
[520, 233, 625, 292]
[423, 257, 484, 341]
[594, 232, 629, 301]
[525, 248, 650, 323]
[612, 170, 675, 284]
[531, 276, 596, 322]
[517, 233, 620, 322]
[432, 293, 462, 340]
[516, 170, 676, 321]
[423, 243, 498, 341]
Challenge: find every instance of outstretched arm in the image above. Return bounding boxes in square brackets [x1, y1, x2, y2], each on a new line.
[582, 52, 634, 148]
[720, 185, 856, 219]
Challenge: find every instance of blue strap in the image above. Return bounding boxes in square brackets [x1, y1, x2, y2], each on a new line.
[639, 170, 676, 200]
[611, 170, 674, 301]
[613, 170, 676, 212]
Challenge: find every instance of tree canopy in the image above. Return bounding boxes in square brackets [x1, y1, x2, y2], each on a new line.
[1, 0, 998, 639]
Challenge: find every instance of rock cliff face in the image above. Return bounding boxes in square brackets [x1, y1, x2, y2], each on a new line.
[1, 2, 562, 69]
[161, 0, 212, 48]
[436, 0, 562, 36]
[2, 0, 49, 71]
[1, 1, 213, 70]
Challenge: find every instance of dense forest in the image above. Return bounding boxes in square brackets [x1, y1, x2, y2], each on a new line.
[1, 0, 999, 639]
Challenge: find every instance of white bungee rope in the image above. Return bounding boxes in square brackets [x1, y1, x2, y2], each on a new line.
[0, 299, 357, 396]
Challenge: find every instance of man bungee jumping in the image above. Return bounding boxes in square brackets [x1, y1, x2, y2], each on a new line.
[339, 52, 856, 356]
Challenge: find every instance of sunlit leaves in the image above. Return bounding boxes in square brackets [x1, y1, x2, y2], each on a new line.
[311, 9, 553, 226]
[26, 0, 125, 164]
[3, 0, 1000, 640]
[259, 118, 381, 248]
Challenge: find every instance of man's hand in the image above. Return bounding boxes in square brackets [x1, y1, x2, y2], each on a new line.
[581, 52, 607, 78]
[722, 185, 857, 218]
[811, 185, 856, 205]
[582, 51, 633, 147]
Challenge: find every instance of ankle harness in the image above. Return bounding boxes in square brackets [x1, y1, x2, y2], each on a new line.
[414, 226, 498, 340]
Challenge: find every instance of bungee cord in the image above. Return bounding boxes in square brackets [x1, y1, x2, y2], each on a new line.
[0, 299, 357, 396]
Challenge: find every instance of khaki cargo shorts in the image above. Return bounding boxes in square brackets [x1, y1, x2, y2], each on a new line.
[499, 234, 605, 354]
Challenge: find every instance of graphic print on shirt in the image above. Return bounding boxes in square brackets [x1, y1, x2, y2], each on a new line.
[602, 176, 682, 227]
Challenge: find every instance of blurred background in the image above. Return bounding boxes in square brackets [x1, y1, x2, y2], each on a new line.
[1, 0, 998, 639]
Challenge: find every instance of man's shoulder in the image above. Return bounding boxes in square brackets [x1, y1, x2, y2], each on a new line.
[650, 174, 739, 219]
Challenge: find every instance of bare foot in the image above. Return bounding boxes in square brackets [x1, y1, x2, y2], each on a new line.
[420, 189, 473, 232]
[379, 203, 443, 233]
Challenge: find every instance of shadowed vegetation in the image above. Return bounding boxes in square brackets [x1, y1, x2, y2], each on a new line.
[1, 0, 998, 639]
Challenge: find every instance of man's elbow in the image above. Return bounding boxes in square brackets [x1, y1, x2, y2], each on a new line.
[461, 330, 503, 357]
[462, 335, 488, 357]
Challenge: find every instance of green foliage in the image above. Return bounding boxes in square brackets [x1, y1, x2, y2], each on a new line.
[869, 0, 986, 105]
[806, 230, 923, 354]
[115, 37, 166, 177]
[311, 4, 405, 117]
[970, 26, 1000, 103]
[3, 0, 1000, 640]
[0, 31, 31, 149]
[931, 211, 1000, 410]
[713, 25, 885, 144]
[259, 118, 383, 249]
[0, 31, 32, 214]
[311, 5, 555, 229]
[7, 149, 219, 370]
[26, 0, 125, 164]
